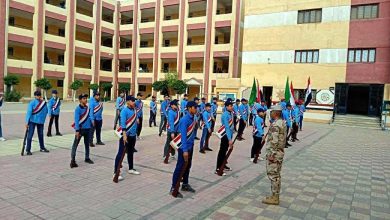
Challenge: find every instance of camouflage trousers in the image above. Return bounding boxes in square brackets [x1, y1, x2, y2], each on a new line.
[266, 148, 285, 194]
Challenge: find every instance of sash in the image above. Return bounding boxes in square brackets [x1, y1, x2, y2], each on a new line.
[170, 120, 196, 150]
[52, 98, 60, 111]
[114, 111, 137, 138]
[118, 98, 125, 108]
[167, 111, 180, 130]
[72, 106, 90, 128]
[216, 118, 234, 139]
[32, 100, 46, 115]
[94, 102, 103, 114]
[136, 101, 143, 112]
[200, 116, 212, 129]
[150, 102, 157, 112]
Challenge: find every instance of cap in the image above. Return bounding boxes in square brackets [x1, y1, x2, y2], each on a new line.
[78, 93, 88, 100]
[212, 97, 218, 100]
[201, 97, 206, 100]
[170, 99, 178, 106]
[186, 101, 197, 108]
[271, 105, 283, 111]
[205, 103, 211, 107]
[193, 97, 200, 101]
[137, 92, 143, 97]
[257, 108, 265, 113]
[241, 98, 247, 102]
[225, 100, 233, 107]
[152, 96, 156, 99]
[52, 90, 58, 94]
[286, 103, 292, 107]
[164, 95, 169, 98]
[226, 98, 232, 102]
[93, 91, 100, 96]
[184, 94, 188, 97]
[126, 96, 136, 102]
[261, 99, 265, 102]
[34, 91, 42, 96]
[235, 99, 240, 102]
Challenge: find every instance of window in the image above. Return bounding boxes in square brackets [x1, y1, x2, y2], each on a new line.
[186, 63, 191, 71]
[298, 9, 322, 24]
[58, 28, 65, 37]
[164, 40, 170, 47]
[295, 50, 319, 63]
[348, 49, 376, 63]
[58, 55, 64, 65]
[138, 85, 146, 92]
[187, 38, 192, 45]
[140, 41, 148, 48]
[8, 47, 14, 57]
[57, 80, 64, 87]
[45, 25, 48, 33]
[9, 17, 15, 26]
[351, 4, 378, 20]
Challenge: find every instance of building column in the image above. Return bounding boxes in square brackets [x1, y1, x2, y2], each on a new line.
[131, 0, 139, 95]
[113, 1, 120, 99]
[232, 0, 242, 78]
[177, 0, 186, 80]
[93, 0, 102, 84]
[0, 0, 8, 93]
[65, 0, 76, 99]
[152, 0, 162, 96]
[204, 0, 214, 98]
[32, 0, 45, 96]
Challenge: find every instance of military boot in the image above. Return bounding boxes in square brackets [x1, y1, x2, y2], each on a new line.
[262, 193, 279, 205]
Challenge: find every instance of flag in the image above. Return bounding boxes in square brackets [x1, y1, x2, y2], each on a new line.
[256, 79, 263, 103]
[284, 77, 295, 106]
[304, 77, 312, 107]
[249, 78, 257, 106]
[290, 81, 296, 106]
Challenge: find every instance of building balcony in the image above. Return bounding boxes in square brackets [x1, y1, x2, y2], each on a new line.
[100, 70, 113, 77]
[188, 0, 207, 18]
[213, 44, 231, 52]
[161, 19, 179, 27]
[118, 72, 131, 78]
[100, 45, 114, 54]
[186, 16, 206, 25]
[7, 59, 34, 69]
[139, 21, 155, 29]
[119, 48, 132, 55]
[138, 47, 154, 54]
[45, 2, 67, 16]
[76, 12, 94, 24]
[13, 0, 34, 5]
[44, 34, 65, 44]
[216, 0, 233, 15]
[43, 63, 66, 72]
[215, 13, 232, 22]
[186, 45, 205, 52]
[160, 46, 178, 53]
[75, 39, 93, 50]
[101, 20, 115, 30]
[74, 67, 93, 76]
[8, 26, 33, 37]
[120, 24, 133, 31]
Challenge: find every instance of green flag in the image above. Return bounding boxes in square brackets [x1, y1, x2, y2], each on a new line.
[284, 77, 290, 102]
[249, 78, 257, 106]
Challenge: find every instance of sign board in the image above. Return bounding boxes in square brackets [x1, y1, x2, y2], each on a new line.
[316, 90, 334, 105]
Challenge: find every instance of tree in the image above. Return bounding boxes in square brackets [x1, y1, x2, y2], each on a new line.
[89, 83, 99, 92]
[70, 80, 83, 102]
[34, 78, 52, 100]
[118, 83, 131, 95]
[101, 82, 113, 100]
[152, 80, 169, 96]
[4, 75, 20, 93]
[152, 72, 187, 96]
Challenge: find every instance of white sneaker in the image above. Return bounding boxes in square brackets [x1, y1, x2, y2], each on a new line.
[113, 174, 124, 181]
[128, 169, 140, 175]
[250, 158, 254, 162]
[0, 137, 6, 141]
[259, 157, 264, 161]
[214, 170, 227, 176]
[170, 155, 176, 160]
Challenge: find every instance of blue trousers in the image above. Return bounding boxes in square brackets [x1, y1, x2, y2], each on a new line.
[90, 120, 103, 143]
[26, 123, 45, 152]
[114, 135, 136, 173]
[200, 128, 210, 150]
[171, 147, 193, 189]
[299, 116, 303, 130]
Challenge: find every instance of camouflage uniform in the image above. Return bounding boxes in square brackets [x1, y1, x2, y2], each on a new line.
[265, 118, 287, 194]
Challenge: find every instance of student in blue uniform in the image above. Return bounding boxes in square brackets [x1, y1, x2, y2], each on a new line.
[237, 98, 249, 141]
[199, 103, 213, 153]
[149, 96, 157, 127]
[89, 91, 104, 146]
[211, 97, 218, 131]
[299, 101, 306, 131]
[282, 103, 292, 147]
[47, 90, 62, 137]
[70, 94, 94, 168]
[163, 99, 180, 163]
[135, 93, 144, 140]
[114, 91, 125, 130]
[113, 96, 140, 181]
[290, 102, 300, 142]
[170, 101, 198, 198]
[260, 100, 268, 127]
[199, 97, 206, 114]
[251, 101, 261, 125]
[159, 95, 170, 136]
[193, 97, 200, 140]
[233, 99, 240, 132]
[180, 94, 188, 118]
[216, 99, 234, 176]
[25, 91, 49, 155]
[250, 109, 265, 161]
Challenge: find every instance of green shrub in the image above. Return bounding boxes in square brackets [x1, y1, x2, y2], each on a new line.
[5, 91, 22, 102]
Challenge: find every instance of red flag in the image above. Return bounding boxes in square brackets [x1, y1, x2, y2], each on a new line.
[290, 81, 296, 105]
[256, 79, 262, 103]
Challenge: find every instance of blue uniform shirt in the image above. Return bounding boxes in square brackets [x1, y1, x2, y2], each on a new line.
[150, 100, 157, 114]
[202, 110, 212, 129]
[282, 109, 292, 128]
[120, 106, 138, 137]
[161, 100, 170, 116]
[199, 102, 206, 113]
[116, 97, 125, 111]
[211, 102, 218, 118]
[233, 104, 239, 116]
[299, 105, 306, 117]
[135, 99, 143, 117]
[48, 97, 61, 116]
[74, 104, 92, 131]
[239, 104, 249, 121]
[260, 104, 268, 111]
[89, 99, 103, 121]
[253, 116, 264, 137]
[25, 99, 48, 124]
[180, 99, 188, 114]
[251, 103, 261, 115]
[167, 108, 180, 133]
[179, 113, 196, 152]
[221, 111, 234, 141]
[293, 107, 300, 123]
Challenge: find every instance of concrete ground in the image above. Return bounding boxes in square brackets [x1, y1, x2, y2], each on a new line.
[0, 103, 389, 220]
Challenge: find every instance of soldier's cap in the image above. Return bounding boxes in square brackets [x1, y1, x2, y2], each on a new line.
[137, 92, 143, 97]
[34, 91, 42, 96]
[193, 97, 200, 101]
[271, 105, 283, 111]
[126, 96, 136, 102]
[78, 93, 88, 100]
[236, 99, 240, 102]
[93, 91, 100, 96]
[225, 100, 234, 107]
[52, 90, 58, 94]
[186, 101, 198, 108]
[170, 99, 178, 106]
[205, 103, 212, 107]
[257, 108, 265, 113]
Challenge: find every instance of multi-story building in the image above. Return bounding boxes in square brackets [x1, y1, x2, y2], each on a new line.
[238, 0, 390, 117]
[0, 0, 241, 100]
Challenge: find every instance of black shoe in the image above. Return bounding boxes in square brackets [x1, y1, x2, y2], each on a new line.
[26, 151, 32, 156]
[90, 143, 95, 147]
[159, 133, 162, 137]
[224, 165, 232, 171]
[47, 133, 52, 137]
[205, 147, 213, 151]
[170, 190, 183, 198]
[181, 184, 196, 193]
[199, 149, 205, 154]
[285, 146, 289, 148]
[133, 148, 138, 153]
[96, 142, 105, 145]
[286, 142, 292, 147]
[70, 160, 78, 168]
[56, 133, 62, 136]
[291, 139, 295, 142]
[194, 137, 200, 140]
[40, 148, 50, 153]
[84, 159, 94, 164]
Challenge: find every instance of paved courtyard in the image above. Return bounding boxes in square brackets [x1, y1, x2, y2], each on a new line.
[0, 103, 389, 219]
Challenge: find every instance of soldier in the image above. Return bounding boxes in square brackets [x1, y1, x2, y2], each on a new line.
[70, 94, 94, 168]
[114, 91, 125, 130]
[163, 99, 179, 163]
[250, 108, 265, 162]
[25, 91, 49, 155]
[233, 99, 240, 132]
[47, 90, 62, 137]
[89, 91, 104, 146]
[180, 94, 188, 118]
[135, 93, 144, 140]
[170, 101, 198, 198]
[113, 96, 140, 181]
[199, 103, 213, 153]
[237, 98, 249, 141]
[262, 105, 286, 205]
[159, 95, 170, 136]
[149, 96, 157, 127]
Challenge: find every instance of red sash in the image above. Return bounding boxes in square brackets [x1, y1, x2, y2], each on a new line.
[93, 102, 103, 114]
[167, 111, 180, 130]
[216, 118, 233, 139]
[114, 111, 137, 138]
[52, 98, 60, 111]
[72, 106, 89, 128]
[170, 120, 196, 149]
[32, 100, 46, 115]
[119, 98, 125, 108]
